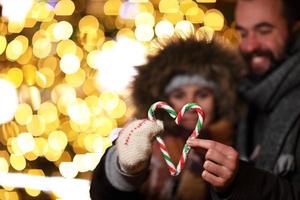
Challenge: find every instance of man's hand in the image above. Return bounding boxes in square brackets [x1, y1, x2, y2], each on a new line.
[117, 119, 164, 174]
[187, 138, 239, 193]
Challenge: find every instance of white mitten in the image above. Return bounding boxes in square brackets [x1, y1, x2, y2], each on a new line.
[117, 119, 164, 174]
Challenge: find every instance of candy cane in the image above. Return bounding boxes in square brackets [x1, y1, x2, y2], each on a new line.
[148, 101, 205, 176]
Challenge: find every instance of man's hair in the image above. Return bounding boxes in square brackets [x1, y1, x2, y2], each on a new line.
[282, 0, 300, 27]
[238, 0, 300, 27]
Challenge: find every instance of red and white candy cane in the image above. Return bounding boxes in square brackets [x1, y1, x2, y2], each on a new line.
[148, 101, 205, 176]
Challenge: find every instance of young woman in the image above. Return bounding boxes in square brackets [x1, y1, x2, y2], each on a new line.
[90, 34, 244, 200]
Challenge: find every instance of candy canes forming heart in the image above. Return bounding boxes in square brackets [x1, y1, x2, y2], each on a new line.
[148, 101, 205, 176]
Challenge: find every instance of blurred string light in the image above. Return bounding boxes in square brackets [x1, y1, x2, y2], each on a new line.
[95, 37, 146, 93]
[0, 79, 18, 124]
[0, 0, 33, 22]
[0, 0, 240, 199]
[0, 173, 90, 199]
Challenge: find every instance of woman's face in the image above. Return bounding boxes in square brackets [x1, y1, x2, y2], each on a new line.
[168, 84, 215, 131]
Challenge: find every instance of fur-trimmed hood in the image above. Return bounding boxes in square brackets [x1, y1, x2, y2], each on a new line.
[131, 35, 244, 123]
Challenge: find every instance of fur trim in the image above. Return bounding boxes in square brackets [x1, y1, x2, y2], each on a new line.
[131, 34, 244, 124]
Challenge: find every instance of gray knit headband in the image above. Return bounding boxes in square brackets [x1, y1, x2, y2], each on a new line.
[164, 74, 217, 95]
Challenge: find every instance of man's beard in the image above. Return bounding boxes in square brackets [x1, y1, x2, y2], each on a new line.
[241, 47, 288, 82]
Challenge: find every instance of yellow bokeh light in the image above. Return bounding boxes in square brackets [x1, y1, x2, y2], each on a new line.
[196, 0, 216, 2]
[60, 121, 78, 142]
[56, 39, 77, 58]
[32, 30, 47, 44]
[45, 118, 60, 133]
[1, 121, 19, 145]
[24, 151, 38, 161]
[85, 95, 102, 116]
[25, 170, 44, 196]
[10, 154, 26, 171]
[68, 98, 91, 125]
[155, 20, 174, 38]
[70, 119, 90, 132]
[159, 0, 179, 13]
[175, 20, 195, 35]
[65, 68, 86, 88]
[22, 64, 37, 86]
[33, 137, 48, 157]
[51, 83, 77, 104]
[223, 28, 241, 45]
[30, 2, 53, 22]
[32, 38, 52, 58]
[0, 190, 19, 200]
[53, 21, 73, 41]
[8, 21, 25, 33]
[54, 0, 75, 16]
[11, 137, 23, 155]
[87, 50, 102, 69]
[196, 25, 215, 41]
[0, 157, 9, 173]
[54, 151, 72, 167]
[135, 12, 155, 27]
[186, 7, 205, 24]
[17, 46, 33, 65]
[29, 86, 41, 111]
[163, 12, 184, 24]
[36, 67, 55, 88]
[37, 102, 58, 124]
[59, 162, 78, 178]
[24, 18, 37, 28]
[135, 24, 154, 42]
[107, 99, 127, 119]
[7, 67, 23, 88]
[94, 135, 112, 154]
[0, 35, 7, 55]
[44, 146, 62, 162]
[26, 115, 46, 136]
[15, 103, 33, 125]
[15, 35, 29, 54]
[57, 96, 77, 116]
[93, 117, 117, 137]
[100, 92, 120, 112]
[60, 54, 81, 74]
[79, 15, 99, 33]
[42, 56, 58, 71]
[6, 39, 24, 61]
[203, 9, 224, 31]
[48, 131, 68, 151]
[17, 132, 35, 154]
[104, 0, 122, 16]
[180, 0, 198, 14]
[82, 77, 98, 96]
[73, 154, 91, 172]
[116, 28, 136, 40]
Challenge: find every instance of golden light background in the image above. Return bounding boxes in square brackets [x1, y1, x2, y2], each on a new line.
[0, 0, 239, 199]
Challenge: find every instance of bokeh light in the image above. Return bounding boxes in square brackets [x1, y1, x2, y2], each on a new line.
[0, 79, 18, 124]
[0, 0, 237, 198]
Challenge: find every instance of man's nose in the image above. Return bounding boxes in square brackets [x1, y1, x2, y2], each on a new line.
[240, 33, 260, 53]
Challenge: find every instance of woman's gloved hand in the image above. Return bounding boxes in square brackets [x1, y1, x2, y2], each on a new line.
[117, 119, 164, 174]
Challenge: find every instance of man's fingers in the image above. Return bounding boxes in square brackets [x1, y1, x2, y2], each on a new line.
[203, 160, 234, 181]
[202, 170, 227, 189]
[205, 148, 239, 171]
[188, 139, 236, 155]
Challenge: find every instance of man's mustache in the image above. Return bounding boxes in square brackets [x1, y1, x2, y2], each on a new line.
[242, 49, 276, 64]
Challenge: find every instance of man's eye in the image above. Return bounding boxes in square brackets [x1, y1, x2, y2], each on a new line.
[258, 27, 272, 35]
